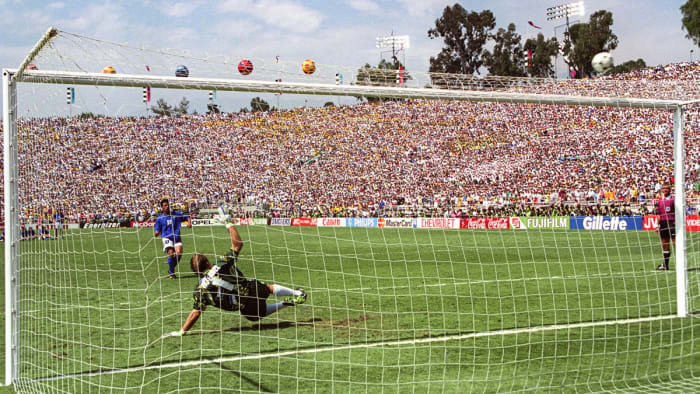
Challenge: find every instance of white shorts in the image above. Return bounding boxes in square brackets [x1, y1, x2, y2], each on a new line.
[162, 238, 183, 253]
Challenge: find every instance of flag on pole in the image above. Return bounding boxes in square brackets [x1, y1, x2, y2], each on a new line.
[66, 87, 75, 104]
[275, 79, 282, 96]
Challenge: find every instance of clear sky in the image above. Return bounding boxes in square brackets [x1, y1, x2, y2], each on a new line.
[1, 0, 697, 114]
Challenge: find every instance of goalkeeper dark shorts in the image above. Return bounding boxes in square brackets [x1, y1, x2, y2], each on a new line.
[239, 279, 271, 321]
[659, 220, 675, 241]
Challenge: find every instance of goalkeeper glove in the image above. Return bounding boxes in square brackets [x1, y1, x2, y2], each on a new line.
[217, 249, 239, 265]
[214, 214, 230, 225]
[160, 329, 186, 339]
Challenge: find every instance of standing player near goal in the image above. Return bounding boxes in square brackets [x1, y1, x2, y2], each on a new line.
[154, 198, 192, 278]
[656, 183, 676, 271]
[161, 223, 307, 337]
[53, 210, 64, 239]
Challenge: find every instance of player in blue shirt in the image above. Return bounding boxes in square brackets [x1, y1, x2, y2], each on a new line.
[154, 199, 192, 278]
[53, 211, 65, 239]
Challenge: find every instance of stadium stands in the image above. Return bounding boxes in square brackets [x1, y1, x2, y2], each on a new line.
[4, 62, 699, 222]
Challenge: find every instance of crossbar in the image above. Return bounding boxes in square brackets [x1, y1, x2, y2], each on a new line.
[9, 69, 684, 110]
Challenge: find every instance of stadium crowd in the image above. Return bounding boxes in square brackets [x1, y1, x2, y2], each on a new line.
[3, 62, 699, 222]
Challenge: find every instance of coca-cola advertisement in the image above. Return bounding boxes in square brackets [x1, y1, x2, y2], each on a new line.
[460, 218, 487, 229]
[460, 217, 510, 230]
[486, 217, 510, 229]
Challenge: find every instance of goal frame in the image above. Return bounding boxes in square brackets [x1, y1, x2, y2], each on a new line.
[2, 29, 695, 387]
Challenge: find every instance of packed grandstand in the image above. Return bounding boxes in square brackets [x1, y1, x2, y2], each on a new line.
[5, 62, 700, 223]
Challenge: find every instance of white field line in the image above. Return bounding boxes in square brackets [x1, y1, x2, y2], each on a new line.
[344, 270, 656, 292]
[31, 314, 677, 382]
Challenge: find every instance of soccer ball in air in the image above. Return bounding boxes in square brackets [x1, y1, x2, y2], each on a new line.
[102, 66, 116, 74]
[591, 52, 613, 73]
[238, 59, 254, 75]
[175, 65, 189, 77]
[302, 59, 316, 75]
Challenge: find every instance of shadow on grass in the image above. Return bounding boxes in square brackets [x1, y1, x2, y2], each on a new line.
[217, 362, 275, 393]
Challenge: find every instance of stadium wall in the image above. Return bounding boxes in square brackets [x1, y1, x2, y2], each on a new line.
[12, 215, 699, 231]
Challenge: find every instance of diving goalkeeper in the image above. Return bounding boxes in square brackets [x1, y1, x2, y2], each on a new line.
[162, 223, 306, 338]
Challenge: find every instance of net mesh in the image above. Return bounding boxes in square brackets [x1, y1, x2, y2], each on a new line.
[3, 29, 700, 392]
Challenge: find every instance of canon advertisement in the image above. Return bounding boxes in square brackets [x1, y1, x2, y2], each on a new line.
[316, 218, 346, 227]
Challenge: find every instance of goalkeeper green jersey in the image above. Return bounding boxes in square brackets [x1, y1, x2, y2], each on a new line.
[192, 258, 247, 312]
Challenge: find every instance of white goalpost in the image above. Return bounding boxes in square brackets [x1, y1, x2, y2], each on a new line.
[3, 27, 699, 392]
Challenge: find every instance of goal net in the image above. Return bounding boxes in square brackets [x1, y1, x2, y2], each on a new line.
[3, 28, 700, 392]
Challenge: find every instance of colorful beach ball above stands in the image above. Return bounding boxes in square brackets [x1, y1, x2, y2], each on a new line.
[238, 59, 253, 75]
[175, 65, 189, 77]
[25, 64, 38, 70]
[302, 59, 316, 75]
[102, 66, 116, 74]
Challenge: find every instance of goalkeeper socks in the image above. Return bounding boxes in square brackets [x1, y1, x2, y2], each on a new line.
[271, 284, 300, 297]
[265, 302, 288, 316]
[663, 251, 671, 267]
[167, 256, 177, 275]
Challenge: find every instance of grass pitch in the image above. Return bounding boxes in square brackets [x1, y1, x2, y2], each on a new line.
[2, 225, 699, 392]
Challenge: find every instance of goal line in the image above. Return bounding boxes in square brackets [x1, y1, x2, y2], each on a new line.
[31, 314, 678, 382]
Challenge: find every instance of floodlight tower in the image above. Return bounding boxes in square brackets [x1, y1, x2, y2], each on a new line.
[546, 1, 585, 77]
[376, 33, 410, 85]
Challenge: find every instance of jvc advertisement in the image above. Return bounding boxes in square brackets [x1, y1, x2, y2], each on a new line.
[569, 216, 644, 230]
